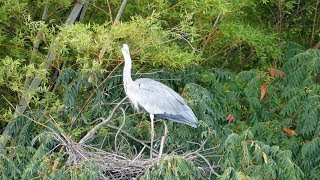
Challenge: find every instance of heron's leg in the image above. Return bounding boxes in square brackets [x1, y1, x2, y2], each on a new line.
[150, 114, 154, 159]
[158, 120, 168, 160]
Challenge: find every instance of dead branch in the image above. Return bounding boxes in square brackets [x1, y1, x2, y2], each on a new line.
[105, 124, 159, 154]
[112, 0, 128, 27]
[62, 134, 220, 179]
[98, 0, 128, 61]
[115, 107, 126, 152]
[79, 97, 128, 144]
[74, 63, 121, 122]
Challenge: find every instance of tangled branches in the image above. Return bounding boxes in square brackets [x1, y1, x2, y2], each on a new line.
[11, 96, 220, 179]
[62, 138, 219, 179]
[64, 141, 155, 179]
[49, 97, 219, 179]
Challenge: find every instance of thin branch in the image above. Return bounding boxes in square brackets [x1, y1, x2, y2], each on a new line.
[98, 0, 128, 61]
[1, 95, 68, 147]
[212, 13, 222, 28]
[115, 107, 126, 152]
[310, 0, 319, 47]
[74, 63, 121, 123]
[171, 32, 201, 52]
[200, 13, 222, 53]
[130, 145, 147, 164]
[309, 0, 319, 47]
[31, 1, 48, 56]
[50, 146, 65, 176]
[79, 97, 128, 144]
[79, 2, 89, 22]
[105, 124, 159, 154]
[112, 0, 128, 27]
[106, 0, 113, 23]
[196, 153, 220, 177]
[184, 131, 213, 157]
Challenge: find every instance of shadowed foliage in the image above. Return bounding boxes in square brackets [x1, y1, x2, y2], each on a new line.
[0, 0, 319, 179]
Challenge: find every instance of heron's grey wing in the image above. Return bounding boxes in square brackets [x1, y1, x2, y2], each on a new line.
[131, 78, 197, 127]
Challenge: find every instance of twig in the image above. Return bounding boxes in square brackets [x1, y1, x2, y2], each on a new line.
[170, 32, 201, 52]
[74, 63, 121, 123]
[130, 145, 147, 164]
[105, 124, 159, 154]
[106, 0, 113, 23]
[310, 0, 319, 47]
[1, 95, 68, 147]
[79, 97, 128, 144]
[50, 146, 65, 176]
[212, 13, 222, 28]
[112, 0, 128, 27]
[115, 107, 126, 152]
[201, 13, 222, 53]
[98, 0, 128, 60]
[183, 131, 213, 157]
[196, 153, 219, 177]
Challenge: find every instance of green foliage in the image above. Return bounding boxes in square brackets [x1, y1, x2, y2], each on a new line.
[183, 45, 320, 179]
[0, 0, 320, 179]
[141, 156, 202, 180]
[221, 131, 303, 179]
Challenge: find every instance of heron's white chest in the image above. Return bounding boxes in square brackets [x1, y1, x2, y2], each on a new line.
[125, 82, 140, 111]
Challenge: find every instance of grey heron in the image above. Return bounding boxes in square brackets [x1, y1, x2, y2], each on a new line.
[121, 44, 197, 158]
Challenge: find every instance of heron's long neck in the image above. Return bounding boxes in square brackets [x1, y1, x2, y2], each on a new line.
[123, 53, 133, 88]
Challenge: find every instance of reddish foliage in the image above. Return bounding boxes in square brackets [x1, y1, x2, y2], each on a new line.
[270, 67, 276, 77]
[260, 84, 267, 100]
[283, 127, 297, 136]
[226, 114, 234, 123]
[270, 67, 284, 78]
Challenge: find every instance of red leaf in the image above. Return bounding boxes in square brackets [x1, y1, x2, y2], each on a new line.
[260, 84, 267, 100]
[270, 67, 276, 77]
[226, 114, 234, 123]
[283, 127, 297, 136]
[270, 67, 284, 78]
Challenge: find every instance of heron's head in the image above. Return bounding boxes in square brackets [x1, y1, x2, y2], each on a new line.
[121, 44, 130, 55]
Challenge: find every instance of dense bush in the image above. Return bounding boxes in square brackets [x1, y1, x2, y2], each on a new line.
[0, 0, 319, 179]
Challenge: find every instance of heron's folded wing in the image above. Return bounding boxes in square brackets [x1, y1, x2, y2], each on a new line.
[131, 78, 197, 125]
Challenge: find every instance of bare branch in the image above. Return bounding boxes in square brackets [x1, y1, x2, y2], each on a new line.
[1, 95, 68, 147]
[112, 0, 128, 27]
[115, 107, 126, 152]
[130, 145, 147, 164]
[105, 124, 159, 154]
[310, 0, 319, 47]
[74, 63, 121, 122]
[98, 0, 128, 61]
[79, 97, 128, 144]
[196, 153, 220, 177]
[106, 0, 113, 23]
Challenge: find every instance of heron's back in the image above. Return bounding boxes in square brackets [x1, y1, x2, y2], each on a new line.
[125, 78, 197, 127]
